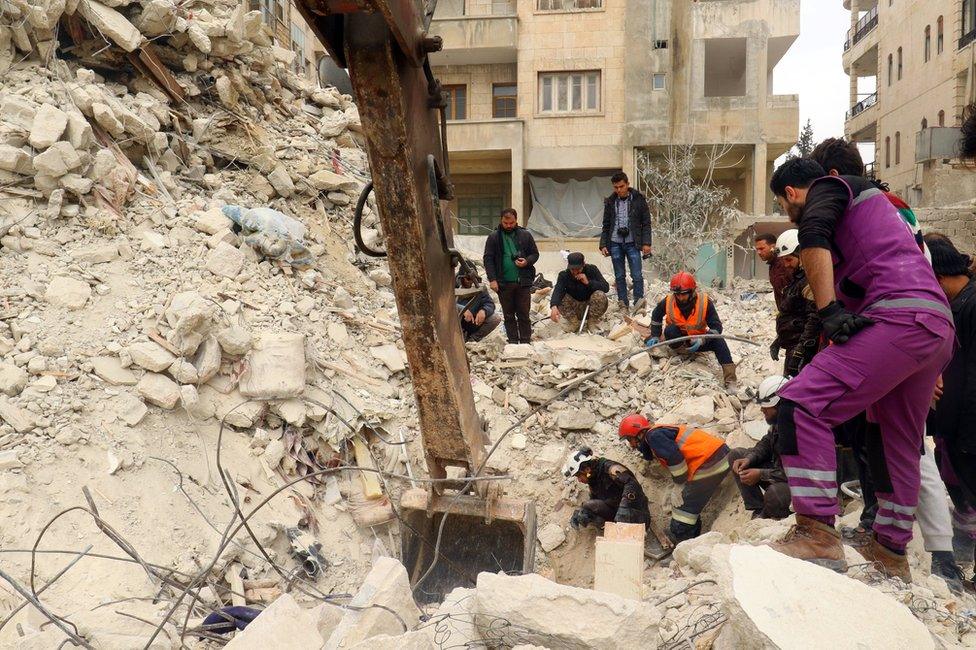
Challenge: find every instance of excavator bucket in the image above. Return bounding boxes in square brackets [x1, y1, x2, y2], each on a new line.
[399, 488, 536, 604]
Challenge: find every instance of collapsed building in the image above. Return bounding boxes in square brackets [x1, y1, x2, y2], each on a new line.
[0, 0, 975, 647]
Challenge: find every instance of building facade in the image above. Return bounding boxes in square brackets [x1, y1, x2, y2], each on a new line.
[844, 0, 976, 206]
[248, 0, 328, 84]
[428, 0, 800, 240]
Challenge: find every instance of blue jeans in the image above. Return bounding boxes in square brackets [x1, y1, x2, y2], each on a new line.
[609, 242, 644, 305]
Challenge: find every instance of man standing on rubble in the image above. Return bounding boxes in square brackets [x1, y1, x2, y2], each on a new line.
[550, 252, 610, 332]
[755, 233, 791, 309]
[619, 415, 731, 543]
[729, 376, 792, 520]
[600, 172, 652, 311]
[484, 208, 539, 344]
[766, 158, 954, 580]
[455, 270, 502, 342]
[563, 447, 651, 530]
[769, 230, 820, 377]
[645, 272, 737, 388]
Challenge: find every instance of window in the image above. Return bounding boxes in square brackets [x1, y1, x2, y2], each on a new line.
[921, 118, 928, 130]
[536, 0, 602, 10]
[924, 26, 931, 62]
[887, 54, 893, 86]
[443, 85, 467, 120]
[653, 40, 668, 50]
[966, 0, 976, 46]
[457, 196, 504, 235]
[895, 131, 901, 165]
[704, 38, 748, 97]
[652, 73, 666, 90]
[492, 84, 517, 118]
[939, 109, 946, 126]
[938, 16, 944, 53]
[538, 71, 600, 114]
[897, 47, 903, 80]
[252, 0, 284, 25]
[290, 24, 307, 76]
[885, 136, 891, 168]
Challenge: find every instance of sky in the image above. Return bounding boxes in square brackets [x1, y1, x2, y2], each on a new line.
[773, 1, 856, 153]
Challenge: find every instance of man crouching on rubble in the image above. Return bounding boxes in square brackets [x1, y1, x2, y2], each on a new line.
[619, 414, 731, 543]
[563, 447, 651, 530]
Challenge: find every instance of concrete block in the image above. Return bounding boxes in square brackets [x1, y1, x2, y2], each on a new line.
[325, 558, 421, 649]
[594, 523, 644, 601]
[226, 593, 327, 649]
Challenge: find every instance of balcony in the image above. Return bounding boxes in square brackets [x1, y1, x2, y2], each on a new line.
[843, 0, 876, 9]
[916, 127, 962, 162]
[845, 92, 877, 120]
[844, 6, 878, 51]
[845, 93, 878, 142]
[962, 29, 976, 50]
[446, 119, 523, 155]
[428, 2, 518, 66]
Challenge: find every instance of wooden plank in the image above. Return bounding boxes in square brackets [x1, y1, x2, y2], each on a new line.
[351, 435, 382, 499]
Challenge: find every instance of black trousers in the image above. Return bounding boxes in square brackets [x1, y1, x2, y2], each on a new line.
[497, 282, 532, 343]
[727, 448, 792, 519]
[664, 325, 733, 364]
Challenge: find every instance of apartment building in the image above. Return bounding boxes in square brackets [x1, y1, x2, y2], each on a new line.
[844, 0, 976, 206]
[428, 0, 800, 242]
[248, 0, 328, 83]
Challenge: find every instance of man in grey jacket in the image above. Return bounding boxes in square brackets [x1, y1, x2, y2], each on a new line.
[600, 172, 652, 310]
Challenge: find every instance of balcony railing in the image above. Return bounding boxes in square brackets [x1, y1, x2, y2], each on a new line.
[961, 29, 976, 50]
[844, 6, 879, 51]
[845, 92, 877, 120]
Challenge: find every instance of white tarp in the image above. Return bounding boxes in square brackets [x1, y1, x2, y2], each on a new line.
[527, 175, 610, 239]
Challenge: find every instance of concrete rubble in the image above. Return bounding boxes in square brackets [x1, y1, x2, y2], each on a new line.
[0, 0, 974, 646]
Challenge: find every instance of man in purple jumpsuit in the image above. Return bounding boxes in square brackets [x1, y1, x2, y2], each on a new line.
[766, 158, 955, 581]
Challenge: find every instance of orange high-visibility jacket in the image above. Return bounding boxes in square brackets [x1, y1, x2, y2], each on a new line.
[652, 423, 725, 480]
[664, 292, 709, 336]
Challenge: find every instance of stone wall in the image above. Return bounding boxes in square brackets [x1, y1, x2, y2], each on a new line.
[917, 206, 976, 253]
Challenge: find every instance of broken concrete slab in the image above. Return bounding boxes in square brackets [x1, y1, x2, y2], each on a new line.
[0, 397, 36, 433]
[226, 593, 327, 649]
[536, 335, 627, 371]
[192, 207, 232, 235]
[28, 103, 68, 149]
[239, 332, 305, 399]
[206, 241, 245, 279]
[78, 0, 143, 52]
[309, 169, 358, 192]
[556, 408, 596, 431]
[191, 336, 221, 384]
[369, 344, 406, 373]
[0, 363, 28, 396]
[136, 372, 180, 409]
[0, 145, 33, 175]
[32, 141, 84, 178]
[113, 391, 148, 426]
[211, 388, 266, 428]
[712, 545, 934, 650]
[660, 395, 715, 427]
[92, 357, 137, 385]
[594, 523, 644, 601]
[474, 571, 661, 649]
[127, 341, 176, 372]
[537, 522, 566, 552]
[325, 558, 421, 649]
[216, 326, 252, 356]
[69, 243, 118, 264]
[44, 276, 91, 310]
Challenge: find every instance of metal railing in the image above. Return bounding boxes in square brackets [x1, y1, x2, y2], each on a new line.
[536, 0, 602, 10]
[961, 28, 976, 50]
[864, 161, 876, 179]
[844, 6, 879, 51]
[845, 92, 878, 120]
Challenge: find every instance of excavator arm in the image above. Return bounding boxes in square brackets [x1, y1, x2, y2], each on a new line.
[293, 0, 535, 601]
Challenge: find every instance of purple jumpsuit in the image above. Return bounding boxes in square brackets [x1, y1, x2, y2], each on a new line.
[777, 176, 955, 551]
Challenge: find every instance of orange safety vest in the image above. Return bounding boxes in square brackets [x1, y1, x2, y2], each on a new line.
[652, 423, 725, 480]
[664, 292, 709, 336]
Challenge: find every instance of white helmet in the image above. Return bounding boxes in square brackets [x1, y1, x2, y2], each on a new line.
[562, 447, 595, 477]
[776, 229, 800, 257]
[757, 375, 789, 407]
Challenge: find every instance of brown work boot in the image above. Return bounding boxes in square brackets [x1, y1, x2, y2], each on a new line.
[857, 536, 912, 583]
[721, 363, 738, 389]
[768, 514, 848, 572]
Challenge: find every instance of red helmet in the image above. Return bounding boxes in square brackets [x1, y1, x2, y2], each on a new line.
[618, 413, 650, 439]
[670, 272, 697, 293]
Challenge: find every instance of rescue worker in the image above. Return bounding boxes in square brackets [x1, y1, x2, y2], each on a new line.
[926, 234, 976, 591]
[562, 447, 651, 529]
[809, 140, 964, 584]
[755, 233, 792, 309]
[550, 252, 610, 331]
[767, 157, 954, 581]
[455, 271, 502, 342]
[769, 229, 820, 377]
[729, 376, 792, 520]
[646, 272, 737, 388]
[618, 414, 731, 543]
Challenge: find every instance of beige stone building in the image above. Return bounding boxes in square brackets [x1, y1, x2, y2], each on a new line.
[429, 0, 800, 241]
[247, 0, 328, 84]
[843, 0, 976, 206]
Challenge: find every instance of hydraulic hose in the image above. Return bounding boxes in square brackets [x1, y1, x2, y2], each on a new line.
[352, 181, 386, 257]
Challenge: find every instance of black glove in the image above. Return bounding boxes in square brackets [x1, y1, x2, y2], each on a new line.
[818, 300, 874, 344]
[769, 340, 780, 361]
[570, 509, 589, 530]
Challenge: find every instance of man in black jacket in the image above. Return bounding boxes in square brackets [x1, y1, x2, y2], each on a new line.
[550, 252, 610, 331]
[729, 376, 792, 519]
[563, 447, 650, 529]
[483, 208, 539, 344]
[769, 230, 821, 377]
[927, 235, 976, 588]
[455, 272, 501, 342]
[600, 172, 652, 309]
